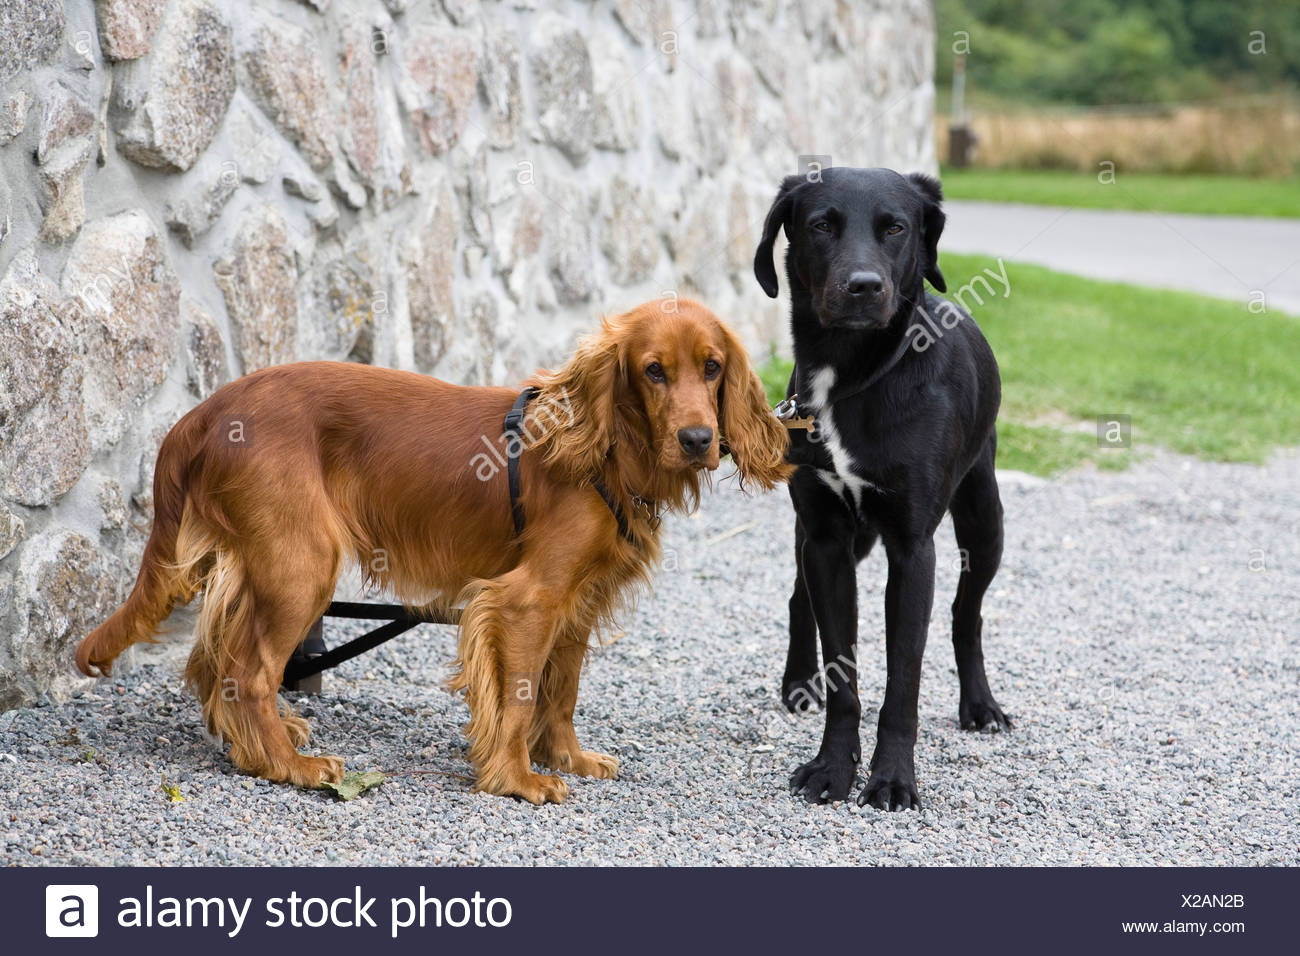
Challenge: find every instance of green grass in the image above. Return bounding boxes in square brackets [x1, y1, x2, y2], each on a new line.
[940, 168, 1300, 218]
[758, 254, 1300, 476]
[993, 422, 1130, 475]
[758, 347, 794, 406]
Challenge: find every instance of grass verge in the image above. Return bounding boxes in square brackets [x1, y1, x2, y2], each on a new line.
[759, 254, 1300, 476]
[939, 168, 1300, 218]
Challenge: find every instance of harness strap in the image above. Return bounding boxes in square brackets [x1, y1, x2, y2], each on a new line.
[503, 386, 539, 538]
[591, 477, 635, 542]
[503, 388, 638, 546]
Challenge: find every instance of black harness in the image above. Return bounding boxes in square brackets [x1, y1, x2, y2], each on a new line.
[503, 388, 638, 546]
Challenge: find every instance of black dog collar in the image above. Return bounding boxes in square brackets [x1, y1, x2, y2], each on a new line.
[791, 327, 914, 414]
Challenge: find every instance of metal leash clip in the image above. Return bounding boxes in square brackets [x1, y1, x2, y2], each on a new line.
[773, 394, 817, 431]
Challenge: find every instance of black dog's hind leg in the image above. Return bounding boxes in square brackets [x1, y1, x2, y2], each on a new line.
[782, 519, 823, 712]
[949, 440, 1011, 732]
[859, 536, 935, 811]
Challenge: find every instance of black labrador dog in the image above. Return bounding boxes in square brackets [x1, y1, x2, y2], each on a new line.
[754, 166, 1011, 811]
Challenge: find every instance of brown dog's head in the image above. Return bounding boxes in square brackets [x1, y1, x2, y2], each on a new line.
[531, 298, 792, 507]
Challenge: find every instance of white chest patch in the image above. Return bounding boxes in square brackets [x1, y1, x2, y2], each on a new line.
[806, 366, 879, 506]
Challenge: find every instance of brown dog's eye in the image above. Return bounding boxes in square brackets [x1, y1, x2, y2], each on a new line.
[886, 222, 905, 236]
[704, 359, 722, 380]
[646, 362, 667, 383]
[813, 221, 832, 233]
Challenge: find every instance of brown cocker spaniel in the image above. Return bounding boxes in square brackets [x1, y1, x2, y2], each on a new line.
[76, 298, 791, 803]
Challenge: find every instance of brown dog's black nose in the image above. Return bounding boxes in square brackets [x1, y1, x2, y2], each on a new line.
[846, 271, 884, 297]
[677, 426, 714, 457]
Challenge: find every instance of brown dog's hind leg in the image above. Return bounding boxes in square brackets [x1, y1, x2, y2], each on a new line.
[197, 616, 342, 787]
[188, 532, 343, 788]
[223, 687, 341, 788]
[529, 636, 618, 780]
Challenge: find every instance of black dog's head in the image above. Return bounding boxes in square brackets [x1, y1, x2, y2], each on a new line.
[754, 167, 946, 330]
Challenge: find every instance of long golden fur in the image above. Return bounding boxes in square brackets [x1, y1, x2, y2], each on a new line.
[75, 299, 790, 803]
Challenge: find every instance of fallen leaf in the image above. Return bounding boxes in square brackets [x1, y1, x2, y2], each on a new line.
[161, 775, 184, 803]
[321, 770, 386, 801]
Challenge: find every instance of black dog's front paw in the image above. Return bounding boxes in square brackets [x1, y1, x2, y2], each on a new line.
[857, 767, 921, 812]
[959, 694, 1012, 732]
[790, 752, 858, 804]
[781, 673, 824, 713]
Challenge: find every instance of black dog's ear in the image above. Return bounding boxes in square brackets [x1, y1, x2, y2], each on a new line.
[753, 175, 805, 298]
[907, 172, 947, 293]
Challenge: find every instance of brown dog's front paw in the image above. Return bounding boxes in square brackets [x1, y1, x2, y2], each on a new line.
[292, 754, 345, 788]
[500, 771, 569, 805]
[538, 747, 619, 778]
[565, 750, 619, 779]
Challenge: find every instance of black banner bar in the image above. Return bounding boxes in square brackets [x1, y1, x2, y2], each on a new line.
[10, 867, 1287, 953]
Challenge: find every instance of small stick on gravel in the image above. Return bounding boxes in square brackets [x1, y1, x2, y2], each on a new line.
[386, 769, 476, 784]
[704, 521, 759, 547]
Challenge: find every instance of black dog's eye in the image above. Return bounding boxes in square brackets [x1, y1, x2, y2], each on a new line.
[646, 362, 667, 383]
[704, 358, 722, 380]
[812, 221, 832, 233]
[886, 222, 905, 236]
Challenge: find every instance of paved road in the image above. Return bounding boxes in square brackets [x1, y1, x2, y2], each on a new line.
[943, 200, 1300, 316]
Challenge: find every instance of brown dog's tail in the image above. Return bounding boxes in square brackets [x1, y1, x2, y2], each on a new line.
[75, 416, 208, 677]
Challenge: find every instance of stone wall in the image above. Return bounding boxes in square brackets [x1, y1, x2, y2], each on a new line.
[0, 0, 937, 708]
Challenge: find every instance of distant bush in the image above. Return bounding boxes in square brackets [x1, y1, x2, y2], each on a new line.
[938, 0, 1300, 107]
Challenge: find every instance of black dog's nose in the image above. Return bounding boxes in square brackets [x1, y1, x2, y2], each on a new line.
[846, 271, 884, 297]
[677, 426, 714, 457]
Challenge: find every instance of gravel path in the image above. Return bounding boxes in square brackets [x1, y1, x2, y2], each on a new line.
[3, 450, 1298, 866]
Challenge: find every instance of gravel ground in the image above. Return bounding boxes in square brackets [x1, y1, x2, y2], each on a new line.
[3, 450, 1298, 866]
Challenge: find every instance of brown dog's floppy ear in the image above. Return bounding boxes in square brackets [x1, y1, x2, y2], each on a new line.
[530, 318, 625, 480]
[718, 325, 794, 490]
[907, 172, 947, 293]
[753, 175, 805, 298]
